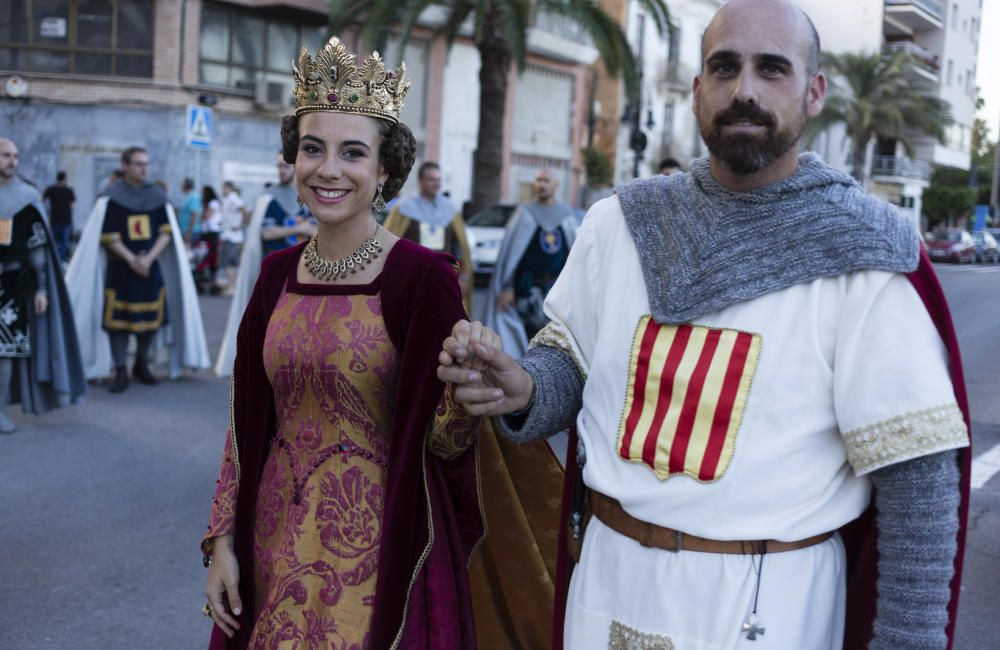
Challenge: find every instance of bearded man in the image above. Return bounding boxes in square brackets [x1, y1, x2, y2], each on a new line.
[438, 1, 971, 648]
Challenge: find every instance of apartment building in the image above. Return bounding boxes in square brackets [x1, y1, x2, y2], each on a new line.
[0, 0, 594, 230]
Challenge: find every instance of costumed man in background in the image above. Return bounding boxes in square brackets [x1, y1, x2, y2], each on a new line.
[213, 152, 314, 377]
[0, 138, 85, 432]
[440, 1, 971, 648]
[384, 161, 473, 310]
[67, 146, 209, 391]
[483, 168, 578, 359]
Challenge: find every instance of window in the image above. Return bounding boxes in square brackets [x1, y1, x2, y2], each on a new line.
[952, 4, 958, 29]
[199, 1, 326, 92]
[661, 101, 674, 150]
[0, 0, 152, 76]
[666, 23, 680, 80]
[947, 59, 953, 85]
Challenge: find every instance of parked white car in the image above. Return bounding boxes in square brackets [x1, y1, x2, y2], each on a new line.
[465, 204, 516, 277]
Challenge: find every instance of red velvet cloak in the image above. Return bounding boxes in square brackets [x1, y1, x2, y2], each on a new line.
[552, 249, 972, 649]
[211, 239, 484, 649]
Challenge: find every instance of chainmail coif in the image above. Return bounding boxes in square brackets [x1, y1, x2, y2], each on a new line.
[616, 152, 921, 324]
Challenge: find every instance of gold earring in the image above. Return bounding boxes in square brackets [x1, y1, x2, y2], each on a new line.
[372, 182, 386, 212]
[296, 195, 303, 207]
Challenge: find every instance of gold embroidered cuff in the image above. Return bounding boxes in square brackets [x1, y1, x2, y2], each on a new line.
[529, 322, 587, 380]
[608, 620, 675, 650]
[842, 402, 968, 476]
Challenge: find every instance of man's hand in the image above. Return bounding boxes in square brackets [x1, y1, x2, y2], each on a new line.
[129, 254, 151, 278]
[496, 289, 515, 311]
[295, 220, 317, 238]
[437, 320, 535, 417]
[34, 292, 47, 315]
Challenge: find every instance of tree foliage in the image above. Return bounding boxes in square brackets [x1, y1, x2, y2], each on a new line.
[581, 146, 612, 188]
[807, 51, 952, 181]
[922, 185, 977, 228]
[327, 0, 671, 211]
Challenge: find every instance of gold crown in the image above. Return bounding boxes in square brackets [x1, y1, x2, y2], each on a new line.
[292, 36, 411, 122]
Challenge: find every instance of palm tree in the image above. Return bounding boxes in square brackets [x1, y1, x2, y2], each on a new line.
[808, 50, 951, 182]
[328, 0, 671, 212]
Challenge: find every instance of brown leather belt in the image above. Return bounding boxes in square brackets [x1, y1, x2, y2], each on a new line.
[589, 491, 833, 554]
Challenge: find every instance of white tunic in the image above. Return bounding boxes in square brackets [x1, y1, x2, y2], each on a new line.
[533, 196, 968, 649]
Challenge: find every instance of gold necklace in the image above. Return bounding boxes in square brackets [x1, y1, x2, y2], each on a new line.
[303, 225, 383, 281]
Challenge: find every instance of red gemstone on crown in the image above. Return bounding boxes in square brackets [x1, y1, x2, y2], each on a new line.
[327, 93, 339, 103]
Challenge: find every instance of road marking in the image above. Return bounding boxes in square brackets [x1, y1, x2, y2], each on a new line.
[971, 441, 1000, 489]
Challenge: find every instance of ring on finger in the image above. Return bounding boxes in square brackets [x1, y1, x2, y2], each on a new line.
[202, 602, 213, 618]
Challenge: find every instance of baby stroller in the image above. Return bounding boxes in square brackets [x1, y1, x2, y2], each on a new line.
[190, 233, 220, 294]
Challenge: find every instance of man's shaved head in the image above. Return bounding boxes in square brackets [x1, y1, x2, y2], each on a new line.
[0, 138, 18, 182]
[702, 0, 821, 76]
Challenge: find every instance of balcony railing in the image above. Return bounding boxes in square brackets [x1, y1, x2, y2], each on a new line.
[885, 0, 945, 23]
[884, 41, 939, 68]
[531, 9, 594, 48]
[872, 155, 932, 182]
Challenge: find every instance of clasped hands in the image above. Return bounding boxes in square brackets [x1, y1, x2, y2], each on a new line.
[436, 320, 535, 417]
[128, 252, 154, 278]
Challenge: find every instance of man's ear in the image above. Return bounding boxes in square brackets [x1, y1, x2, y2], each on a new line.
[806, 72, 826, 119]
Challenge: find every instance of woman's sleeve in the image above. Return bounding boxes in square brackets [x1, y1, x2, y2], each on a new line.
[201, 431, 239, 554]
[427, 384, 480, 460]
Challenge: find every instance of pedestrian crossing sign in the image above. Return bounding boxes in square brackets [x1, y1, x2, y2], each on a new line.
[186, 105, 213, 149]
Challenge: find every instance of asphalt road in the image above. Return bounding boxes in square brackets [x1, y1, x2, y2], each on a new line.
[0, 268, 997, 649]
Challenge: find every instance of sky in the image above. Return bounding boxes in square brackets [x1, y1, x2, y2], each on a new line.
[978, 0, 1000, 142]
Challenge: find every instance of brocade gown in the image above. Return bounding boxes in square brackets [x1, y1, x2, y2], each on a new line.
[205, 276, 477, 649]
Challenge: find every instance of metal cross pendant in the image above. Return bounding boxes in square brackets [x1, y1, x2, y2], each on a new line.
[741, 614, 766, 641]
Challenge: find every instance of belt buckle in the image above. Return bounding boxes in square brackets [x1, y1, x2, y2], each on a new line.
[669, 529, 683, 552]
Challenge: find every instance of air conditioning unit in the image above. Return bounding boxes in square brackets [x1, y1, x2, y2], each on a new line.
[254, 76, 294, 110]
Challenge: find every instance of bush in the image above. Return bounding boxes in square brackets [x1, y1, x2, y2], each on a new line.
[581, 147, 613, 188]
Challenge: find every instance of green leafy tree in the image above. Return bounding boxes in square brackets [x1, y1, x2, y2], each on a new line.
[807, 51, 951, 182]
[581, 146, 612, 188]
[922, 185, 977, 228]
[328, 0, 671, 212]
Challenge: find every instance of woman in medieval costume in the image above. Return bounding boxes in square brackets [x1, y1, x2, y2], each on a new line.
[201, 37, 484, 649]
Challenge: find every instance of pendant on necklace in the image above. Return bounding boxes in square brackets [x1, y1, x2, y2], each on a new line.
[741, 613, 765, 641]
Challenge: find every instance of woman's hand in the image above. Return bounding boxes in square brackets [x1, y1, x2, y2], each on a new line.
[437, 320, 534, 417]
[204, 535, 242, 638]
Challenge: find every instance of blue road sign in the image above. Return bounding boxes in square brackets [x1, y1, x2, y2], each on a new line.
[187, 105, 212, 149]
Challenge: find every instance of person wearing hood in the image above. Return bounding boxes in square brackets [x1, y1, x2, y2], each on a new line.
[213, 152, 315, 377]
[439, 1, 971, 648]
[0, 138, 86, 432]
[66, 146, 209, 391]
[384, 161, 472, 310]
[482, 169, 579, 359]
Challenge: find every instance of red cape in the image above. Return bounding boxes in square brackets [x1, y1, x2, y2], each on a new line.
[211, 240, 483, 649]
[552, 248, 972, 649]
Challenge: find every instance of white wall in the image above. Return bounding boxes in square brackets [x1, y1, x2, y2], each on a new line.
[438, 42, 482, 207]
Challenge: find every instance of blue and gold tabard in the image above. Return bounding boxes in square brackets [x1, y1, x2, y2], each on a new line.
[100, 200, 171, 332]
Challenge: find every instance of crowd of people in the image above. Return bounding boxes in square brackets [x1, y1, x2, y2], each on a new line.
[0, 0, 976, 648]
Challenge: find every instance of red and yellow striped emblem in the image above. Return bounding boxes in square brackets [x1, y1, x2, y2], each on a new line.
[617, 317, 761, 482]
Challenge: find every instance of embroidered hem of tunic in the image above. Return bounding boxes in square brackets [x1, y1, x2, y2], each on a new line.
[530, 321, 588, 380]
[842, 402, 968, 475]
[608, 621, 675, 650]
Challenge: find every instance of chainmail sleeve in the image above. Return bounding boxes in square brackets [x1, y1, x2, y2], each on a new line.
[868, 449, 960, 649]
[491, 345, 584, 443]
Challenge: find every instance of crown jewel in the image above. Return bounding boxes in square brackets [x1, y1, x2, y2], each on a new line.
[292, 36, 411, 122]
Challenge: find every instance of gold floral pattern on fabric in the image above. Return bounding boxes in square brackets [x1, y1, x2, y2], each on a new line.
[204, 289, 401, 648]
[608, 620, 675, 650]
[529, 321, 587, 379]
[842, 402, 968, 476]
[428, 384, 479, 460]
[203, 431, 238, 554]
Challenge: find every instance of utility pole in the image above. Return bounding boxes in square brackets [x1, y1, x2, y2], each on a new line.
[991, 110, 999, 218]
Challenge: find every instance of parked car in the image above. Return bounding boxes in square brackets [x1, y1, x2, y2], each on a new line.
[465, 204, 517, 279]
[925, 228, 976, 264]
[971, 230, 999, 263]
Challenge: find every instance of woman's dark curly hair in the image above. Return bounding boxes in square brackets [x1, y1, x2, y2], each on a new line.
[280, 114, 416, 201]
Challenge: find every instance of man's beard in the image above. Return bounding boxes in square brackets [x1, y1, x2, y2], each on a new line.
[698, 101, 805, 175]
